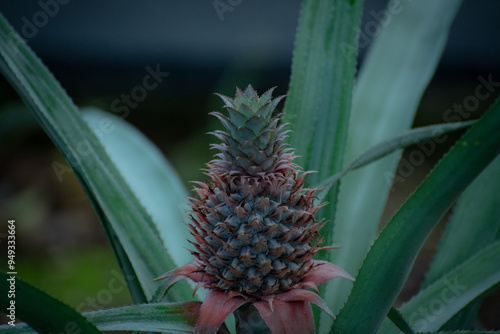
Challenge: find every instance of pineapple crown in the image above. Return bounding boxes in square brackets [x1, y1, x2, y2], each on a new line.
[209, 85, 295, 177]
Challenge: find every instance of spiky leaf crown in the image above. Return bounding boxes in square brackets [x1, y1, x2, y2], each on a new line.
[188, 85, 324, 297]
[209, 86, 294, 177]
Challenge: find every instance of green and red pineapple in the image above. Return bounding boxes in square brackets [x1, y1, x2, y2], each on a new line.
[158, 85, 353, 334]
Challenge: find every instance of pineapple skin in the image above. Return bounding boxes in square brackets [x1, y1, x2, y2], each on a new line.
[188, 85, 325, 297]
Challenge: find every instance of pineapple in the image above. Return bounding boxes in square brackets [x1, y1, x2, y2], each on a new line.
[157, 85, 353, 334]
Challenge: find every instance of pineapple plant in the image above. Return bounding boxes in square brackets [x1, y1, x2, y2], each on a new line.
[3, 1, 500, 332]
[158, 85, 353, 334]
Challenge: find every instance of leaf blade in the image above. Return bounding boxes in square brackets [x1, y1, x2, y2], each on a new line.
[332, 96, 500, 333]
[283, 0, 364, 184]
[81, 108, 193, 268]
[0, 302, 198, 334]
[379, 240, 500, 334]
[0, 271, 103, 334]
[419, 153, 500, 330]
[281, 0, 365, 327]
[387, 307, 416, 334]
[326, 0, 465, 319]
[0, 14, 192, 302]
[316, 120, 474, 198]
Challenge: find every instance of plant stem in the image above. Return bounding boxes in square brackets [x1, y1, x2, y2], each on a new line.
[234, 303, 272, 334]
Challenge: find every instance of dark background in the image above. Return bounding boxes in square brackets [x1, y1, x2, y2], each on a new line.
[0, 0, 499, 328]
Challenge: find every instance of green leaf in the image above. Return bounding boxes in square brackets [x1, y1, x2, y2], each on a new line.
[325, 0, 464, 321]
[0, 302, 199, 334]
[88, 303, 199, 333]
[419, 153, 500, 330]
[0, 14, 191, 302]
[331, 96, 500, 334]
[281, 0, 364, 328]
[283, 0, 364, 186]
[378, 240, 500, 334]
[387, 307, 416, 334]
[417, 332, 500, 334]
[426, 171, 500, 280]
[81, 108, 193, 269]
[316, 120, 474, 198]
[0, 271, 102, 334]
[81, 108, 198, 302]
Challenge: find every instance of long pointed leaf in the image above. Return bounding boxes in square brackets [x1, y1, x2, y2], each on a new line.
[88, 303, 199, 333]
[419, 153, 500, 330]
[379, 240, 500, 334]
[387, 307, 416, 334]
[316, 120, 474, 199]
[326, 0, 464, 320]
[283, 0, 364, 187]
[281, 0, 364, 328]
[81, 108, 193, 268]
[0, 14, 191, 302]
[0, 271, 102, 334]
[423, 153, 500, 287]
[0, 302, 198, 334]
[81, 108, 198, 301]
[283, 0, 364, 219]
[332, 96, 500, 334]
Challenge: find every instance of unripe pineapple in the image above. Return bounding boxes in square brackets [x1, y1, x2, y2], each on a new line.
[158, 86, 353, 334]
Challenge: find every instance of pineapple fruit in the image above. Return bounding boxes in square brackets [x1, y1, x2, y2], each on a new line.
[157, 85, 353, 334]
